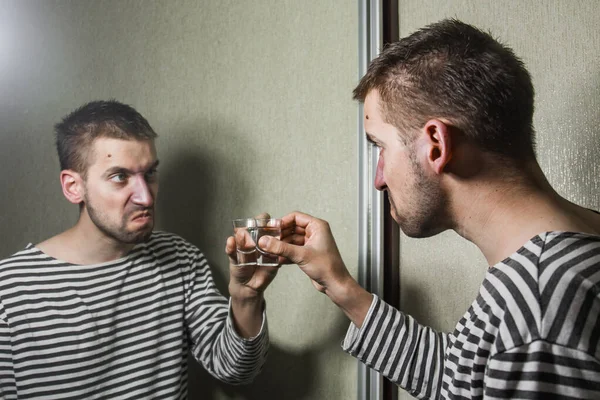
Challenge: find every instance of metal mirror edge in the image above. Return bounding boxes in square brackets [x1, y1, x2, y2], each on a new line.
[357, 1, 384, 400]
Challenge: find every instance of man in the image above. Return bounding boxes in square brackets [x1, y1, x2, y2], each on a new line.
[260, 19, 600, 399]
[0, 100, 275, 399]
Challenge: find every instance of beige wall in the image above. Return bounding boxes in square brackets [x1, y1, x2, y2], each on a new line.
[396, 1, 600, 399]
[0, 1, 358, 399]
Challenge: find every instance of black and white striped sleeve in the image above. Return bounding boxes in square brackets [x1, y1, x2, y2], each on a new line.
[0, 305, 16, 400]
[342, 295, 449, 400]
[184, 252, 268, 385]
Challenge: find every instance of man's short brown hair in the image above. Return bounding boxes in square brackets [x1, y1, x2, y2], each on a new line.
[55, 100, 158, 178]
[354, 19, 535, 160]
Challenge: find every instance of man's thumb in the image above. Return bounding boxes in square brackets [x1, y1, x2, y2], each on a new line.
[258, 236, 302, 264]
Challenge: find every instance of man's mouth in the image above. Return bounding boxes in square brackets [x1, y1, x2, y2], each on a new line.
[132, 210, 153, 221]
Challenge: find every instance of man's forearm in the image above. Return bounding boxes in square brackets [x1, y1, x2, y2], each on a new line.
[326, 277, 373, 328]
[230, 295, 265, 338]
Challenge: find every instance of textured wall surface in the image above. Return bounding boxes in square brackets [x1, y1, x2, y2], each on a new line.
[396, 1, 600, 399]
[0, 1, 359, 398]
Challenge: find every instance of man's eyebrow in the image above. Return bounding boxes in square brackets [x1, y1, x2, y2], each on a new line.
[104, 160, 160, 177]
[104, 166, 131, 177]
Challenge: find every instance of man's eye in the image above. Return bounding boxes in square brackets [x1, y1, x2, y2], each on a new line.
[369, 141, 381, 149]
[145, 169, 158, 181]
[110, 173, 127, 183]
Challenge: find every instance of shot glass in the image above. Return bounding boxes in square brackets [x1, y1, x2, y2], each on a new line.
[232, 218, 258, 266]
[255, 218, 282, 266]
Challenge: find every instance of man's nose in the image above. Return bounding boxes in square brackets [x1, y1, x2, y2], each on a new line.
[374, 155, 385, 191]
[131, 175, 154, 207]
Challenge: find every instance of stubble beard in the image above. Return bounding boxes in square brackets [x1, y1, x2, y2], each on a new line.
[396, 154, 449, 238]
[85, 198, 154, 245]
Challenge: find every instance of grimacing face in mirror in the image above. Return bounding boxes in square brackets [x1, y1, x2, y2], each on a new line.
[81, 137, 159, 244]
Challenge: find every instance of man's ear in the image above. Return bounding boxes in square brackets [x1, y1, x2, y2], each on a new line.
[60, 170, 84, 204]
[422, 119, 452, 175]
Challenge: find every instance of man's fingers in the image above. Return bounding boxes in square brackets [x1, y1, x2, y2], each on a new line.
[281, 225, 305, 238]
[254, 212, 271, 219]
[281, 211, 317, 230]
[282, 233, 305, 246]
[258, 236, 303, 265]
[225, 236, 238, 264]
[226, 236, 236, 254]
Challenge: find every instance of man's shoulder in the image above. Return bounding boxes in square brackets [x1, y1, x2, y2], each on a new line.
[537, 231, 600, 270]
[0, 245, 47, 271]
[488, 231, 600, 288]
[539, 230, 600, 246]
[535, 230, 600, 295]
[477, 231, 600, 354]
[0, 245, 51, 297]
[535, 231, 600, 355]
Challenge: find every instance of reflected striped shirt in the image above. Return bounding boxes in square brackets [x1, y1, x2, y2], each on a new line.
[343, 231, 600, 399]
[0, 231, 268, 399]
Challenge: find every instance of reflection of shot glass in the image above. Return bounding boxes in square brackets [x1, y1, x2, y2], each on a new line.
[232, 218, 258, 266]
[255, 218, 282, 266]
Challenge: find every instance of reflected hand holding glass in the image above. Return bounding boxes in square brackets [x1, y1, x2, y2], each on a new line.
[232, 217, 282, 266]
[227, 215, 282, 296]
[233, 218, 258, 266]
[254, 218, 282, 266]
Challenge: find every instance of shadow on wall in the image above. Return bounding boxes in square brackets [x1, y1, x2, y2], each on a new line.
[188, 320, 350, 400]
[156, 125, 350, 399]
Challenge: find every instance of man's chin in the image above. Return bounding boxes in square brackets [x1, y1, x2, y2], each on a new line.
[126, 231, 153, 244]
[122, 225, 154, 244]
[398, 219, 447, 239]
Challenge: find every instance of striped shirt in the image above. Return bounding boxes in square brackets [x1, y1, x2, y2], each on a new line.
[0, 231, 268, 399]
[343, 231, 600, 399]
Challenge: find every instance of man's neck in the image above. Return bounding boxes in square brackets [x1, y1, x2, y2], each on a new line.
[37, 218, 135, 266]
[450, 160, 600, 267]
